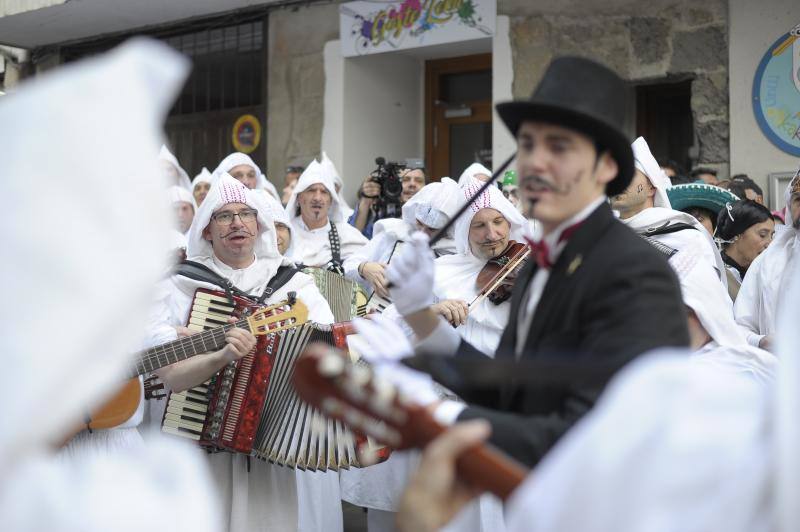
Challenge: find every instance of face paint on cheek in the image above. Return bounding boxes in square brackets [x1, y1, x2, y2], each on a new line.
[636, 184, 644, 194]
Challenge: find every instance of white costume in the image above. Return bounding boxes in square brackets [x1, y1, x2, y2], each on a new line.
[622, 137, 727, 288]
[735, 169, 800, 347]
[147, 175, 342, 532]
[0, 37, 222, 532]
[434, 180, 526, 355]
[343, 177, 462, 293]
[322, 151, 355, 219]
[285, 159, 368, 267]
[212, 151, 281, 202]
[457, 162, 493, 186]
[341, 182, 523, 532]
[159, 144, 193, 191]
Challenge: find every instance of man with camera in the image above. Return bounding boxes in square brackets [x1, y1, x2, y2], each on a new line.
[349, 162, 426, 238]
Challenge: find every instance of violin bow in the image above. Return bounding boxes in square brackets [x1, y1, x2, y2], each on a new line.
[428, 152, 517, 246]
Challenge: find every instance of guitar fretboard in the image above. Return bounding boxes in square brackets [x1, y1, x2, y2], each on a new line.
[128, 318, 249, 378]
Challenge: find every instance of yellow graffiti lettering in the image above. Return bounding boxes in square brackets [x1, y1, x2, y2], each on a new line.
[426, 0, 461, 25]
[371, 11, 387, 45]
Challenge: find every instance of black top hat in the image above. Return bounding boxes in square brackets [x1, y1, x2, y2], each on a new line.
[496, 56, 634, 196]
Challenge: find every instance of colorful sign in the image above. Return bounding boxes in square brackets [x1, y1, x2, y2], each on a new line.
[752, 23, 800, 156]
[340, 0, 495, 57]
[231, 114, 262, 154]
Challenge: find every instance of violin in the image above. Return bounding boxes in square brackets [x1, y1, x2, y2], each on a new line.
[472, 241, 530, 306]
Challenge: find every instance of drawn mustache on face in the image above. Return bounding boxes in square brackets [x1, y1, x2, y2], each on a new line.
[223, 229, 255, 239]
[521, 174, 564, 194]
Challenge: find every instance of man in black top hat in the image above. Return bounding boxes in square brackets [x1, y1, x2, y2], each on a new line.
[385, 56, 689, 467]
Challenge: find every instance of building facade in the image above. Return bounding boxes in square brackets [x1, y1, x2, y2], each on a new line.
[1, 0, 798, 207]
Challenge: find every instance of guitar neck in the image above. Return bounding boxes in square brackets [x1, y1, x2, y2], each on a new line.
[128, 319, 249, 378]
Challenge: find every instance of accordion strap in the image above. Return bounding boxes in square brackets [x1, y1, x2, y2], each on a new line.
[175, 260, 300, 304]
[325, 223, 345, 275]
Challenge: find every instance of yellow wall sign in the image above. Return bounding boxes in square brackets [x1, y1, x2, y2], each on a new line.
[232, 114, 262, 154]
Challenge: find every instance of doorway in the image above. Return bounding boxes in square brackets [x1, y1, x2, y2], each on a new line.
[425, 53, 492, 181]
[636, 79, 694, 173]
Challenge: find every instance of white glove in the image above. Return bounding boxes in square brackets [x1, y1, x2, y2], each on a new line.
[349, 316, 438, 406]
[386, 231, 435, 316]
[351, 315, 413, 363]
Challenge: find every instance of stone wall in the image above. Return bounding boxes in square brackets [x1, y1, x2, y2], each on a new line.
[267, 2, 341, 181]
[500, 0, 730, 175]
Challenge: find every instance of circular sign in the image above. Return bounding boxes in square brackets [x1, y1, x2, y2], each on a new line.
[752, 25, 800, 156]
[231, 114, 262, 154]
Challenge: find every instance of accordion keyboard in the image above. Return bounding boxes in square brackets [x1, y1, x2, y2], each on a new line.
[161, 289, 239, 443]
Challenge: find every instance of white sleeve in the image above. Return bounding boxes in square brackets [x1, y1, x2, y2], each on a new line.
[293, 275, 336, 325]
[343, 232, 387, 286]
[414, 317, 461, 357]
[142, 280, 180, 349]
[734, 265, 765, 347]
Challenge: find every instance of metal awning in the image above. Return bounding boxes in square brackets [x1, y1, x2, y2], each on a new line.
[0, 0, 287, 48]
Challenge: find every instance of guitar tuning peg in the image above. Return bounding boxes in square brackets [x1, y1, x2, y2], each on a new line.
[318, 353, 345, 377]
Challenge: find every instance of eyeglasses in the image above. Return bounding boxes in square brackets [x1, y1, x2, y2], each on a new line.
[211, 209, 258, 225]
[286, 166, 305, 174]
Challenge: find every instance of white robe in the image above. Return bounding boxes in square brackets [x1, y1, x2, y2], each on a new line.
[734, 224, 800, 347]
[145, 254, 342, 532]
[623, 207, 727, 290]
[505, 350, 774, 532]
[288, 217, 368, 267]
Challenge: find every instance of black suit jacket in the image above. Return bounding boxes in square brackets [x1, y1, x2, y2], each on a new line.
[451, 202, 689, 467]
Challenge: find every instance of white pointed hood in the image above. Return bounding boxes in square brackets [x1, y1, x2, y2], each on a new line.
[158, 145, 192, 191]
[284, 159, 344, 223]
[632, 136, 671, 209]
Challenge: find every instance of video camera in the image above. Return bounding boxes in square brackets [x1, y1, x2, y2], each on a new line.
[369, 156, 406, 220]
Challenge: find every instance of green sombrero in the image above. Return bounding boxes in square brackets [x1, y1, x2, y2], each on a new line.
[666, 183, 740, 215]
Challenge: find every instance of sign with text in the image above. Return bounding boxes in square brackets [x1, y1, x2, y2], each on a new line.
[340, 0, 495, 57]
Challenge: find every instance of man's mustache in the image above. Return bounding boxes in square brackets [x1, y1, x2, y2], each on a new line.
[223, 229, 255, 238]
[520, 174, 567, 195]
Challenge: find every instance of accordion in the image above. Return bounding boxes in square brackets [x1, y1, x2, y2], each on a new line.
[303, 267, 368, 322]
[162, 288, 387, 471]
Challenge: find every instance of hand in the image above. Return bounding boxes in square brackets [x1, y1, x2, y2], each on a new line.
[758, 335, 773, 351]
[350, 316, 438, 405]
[351, 315, 413, 363]
[397, 421, 492, 532]
[360, 262, 389, 298]
[220, 328, 257, 363]
[431, 299, 469, 327]
[387, 232, 435, 316]
[360, 178, 381, 199]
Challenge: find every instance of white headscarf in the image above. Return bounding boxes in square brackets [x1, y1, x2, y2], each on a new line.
[167, 185, 197, 210]
[193, 167, 212, 185]
[186, 173, 281, 264]
[158, 145, 192, 191]
[401, 177, 463, 231]
[321, 151, 353, 216]
[454, 180, 526, 257]
[284, 159, 344, 223]
[0, 36, 186, 465]
[211, 152, 280, 201]
[632, 136, 671, 209]
[458, 162, 493, 187]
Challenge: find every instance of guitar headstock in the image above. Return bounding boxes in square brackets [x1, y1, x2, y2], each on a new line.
[293, 342, 529, 500]
[247, 299, 309, 336]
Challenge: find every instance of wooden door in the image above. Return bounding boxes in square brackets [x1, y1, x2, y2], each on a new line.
[425, 54, 492, 181]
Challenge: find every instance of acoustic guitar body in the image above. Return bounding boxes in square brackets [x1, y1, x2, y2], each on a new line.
[86, 377, 141, 429]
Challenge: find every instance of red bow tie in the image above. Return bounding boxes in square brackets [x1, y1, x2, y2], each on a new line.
[524, 222, 583, 270]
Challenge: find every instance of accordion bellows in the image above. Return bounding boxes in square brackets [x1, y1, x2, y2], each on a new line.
[161, 288, 386, 471]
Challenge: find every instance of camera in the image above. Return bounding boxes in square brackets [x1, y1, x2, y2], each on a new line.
[369, 156, 406, 220]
